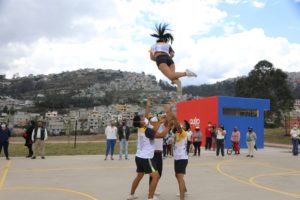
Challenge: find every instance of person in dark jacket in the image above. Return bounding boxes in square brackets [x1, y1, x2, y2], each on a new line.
[31, 121, 48, 159]
[0, 123, 11, 160]
[118, 120, 130, 160]
[23, 120, 35, 158]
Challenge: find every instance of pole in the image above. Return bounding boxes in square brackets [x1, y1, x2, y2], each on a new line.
[74, 119, 77, 148]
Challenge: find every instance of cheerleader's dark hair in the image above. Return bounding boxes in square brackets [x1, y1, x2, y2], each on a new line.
[183, 120, 190, 131]
[150, 23, 174, 44]
[133, 115, 142, 128]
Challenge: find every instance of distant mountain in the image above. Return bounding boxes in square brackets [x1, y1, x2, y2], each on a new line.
[0, 68, 177, 109]
[183, 72, 300, 99]
[183, 78, 238, 97]
[0, 68, 299, 110]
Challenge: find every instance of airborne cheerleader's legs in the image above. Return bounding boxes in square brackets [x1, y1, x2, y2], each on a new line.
[160, 64, 195, 95]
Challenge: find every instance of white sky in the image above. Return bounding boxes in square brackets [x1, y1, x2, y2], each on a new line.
[0, 0, 300, 85]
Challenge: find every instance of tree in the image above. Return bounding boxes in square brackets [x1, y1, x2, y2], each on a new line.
[293, 85, 300, 99]
[235, 60, 294, 127]
[2, 106, 9, 113]
[9, 106, 16, 115]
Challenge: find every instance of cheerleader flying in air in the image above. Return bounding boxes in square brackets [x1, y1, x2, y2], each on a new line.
[149, 23, 197, 94]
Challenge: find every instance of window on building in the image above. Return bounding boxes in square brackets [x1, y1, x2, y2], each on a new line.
[223, 107, 259, 117]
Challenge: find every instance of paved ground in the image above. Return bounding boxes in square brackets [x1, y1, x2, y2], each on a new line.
[0, 147, 299, 200]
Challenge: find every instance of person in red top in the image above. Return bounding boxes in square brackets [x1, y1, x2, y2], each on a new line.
[205, 122, 213, 150]
[230, 127, 240, 154]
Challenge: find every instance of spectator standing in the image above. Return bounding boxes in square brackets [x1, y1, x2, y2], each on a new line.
[216, 124, 226, 158]
[211, 124, 217, 151]
[192, 127, 202, 156]
[186, 126, 193, 155]
[0, 123, 11, 160]
[23, 120, 35, 158]
[118, 120, 130, 160]
[105, 120, 118, 160]
[205, 122, 213, 150]
[246, 127, 257, 158]
[290, 123, 300, 156]
[230, 127, 240, 155]
[31, 121, 48, 159]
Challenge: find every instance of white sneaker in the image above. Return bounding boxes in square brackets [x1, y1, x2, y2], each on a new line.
[127, 194, 138, 200]
[154, 192, 160, 196]
[185, 69, 197, 77]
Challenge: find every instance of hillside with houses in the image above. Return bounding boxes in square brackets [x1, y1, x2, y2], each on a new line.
[0, 68, 299, 135]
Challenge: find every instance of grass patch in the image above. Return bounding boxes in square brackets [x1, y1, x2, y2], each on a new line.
[3, 128, 292, 157]
[264, 128, 292, 145]
[7, 142, 138, 157]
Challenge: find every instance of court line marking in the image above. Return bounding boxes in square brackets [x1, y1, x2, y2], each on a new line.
[2, 186, 100, 200]
[0, 161, 101, 200]
[216, 160, 300, 199]
[0, 160, 11, 189]
[249, 171, 300, 198]
[10, 162, 217, 173]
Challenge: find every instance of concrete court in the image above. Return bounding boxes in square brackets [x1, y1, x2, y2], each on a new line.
[0, 147, 299, 200]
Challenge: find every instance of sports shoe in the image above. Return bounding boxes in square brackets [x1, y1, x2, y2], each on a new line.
[127, 194, 138, 200]
[185, 69, 197, 77]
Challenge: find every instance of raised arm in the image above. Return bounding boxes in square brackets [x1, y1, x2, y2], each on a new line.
[144, 98, 151, 119]
[155, 103, 174, 138]
[149, 50, 155, 61]
[168, 103, 182, 133]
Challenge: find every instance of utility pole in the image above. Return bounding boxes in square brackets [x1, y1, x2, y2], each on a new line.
[74, 119, 77, 148]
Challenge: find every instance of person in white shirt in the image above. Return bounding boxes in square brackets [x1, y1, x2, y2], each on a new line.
[148, 113, 168, 196]
[186, 126, 193, 155]
[149, 23, 197, 94]
[173, 118, 189, 200]
[246, 127, 257, 158]
[290, 123, 300, 156]
[127, 99, 173, 200]
[104, 120, 118, 160]
[216, 124, 226, 158]
[31, 121, 48, 159]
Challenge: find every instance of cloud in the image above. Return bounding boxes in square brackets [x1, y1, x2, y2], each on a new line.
[0, 0, 116, 45]
[178, 28, 300, 85]
[0, 0, 299, 87]
[252, 0, 266, 8]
